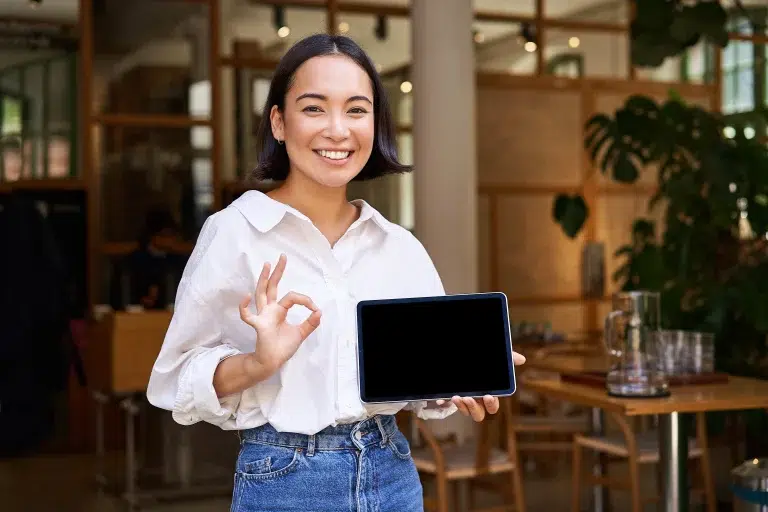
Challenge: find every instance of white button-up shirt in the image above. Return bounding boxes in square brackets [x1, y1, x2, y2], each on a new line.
[147, 190, 456, 435]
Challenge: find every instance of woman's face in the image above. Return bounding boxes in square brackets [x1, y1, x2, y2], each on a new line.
[270, 54, 375, 189]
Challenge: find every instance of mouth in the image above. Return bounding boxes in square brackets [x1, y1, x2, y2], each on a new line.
[314, 149, 354, 165]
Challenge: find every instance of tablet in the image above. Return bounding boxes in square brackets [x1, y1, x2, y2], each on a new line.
[356, 292, 516, 404]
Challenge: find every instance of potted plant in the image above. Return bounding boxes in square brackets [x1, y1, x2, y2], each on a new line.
[552, 0, 768, 454]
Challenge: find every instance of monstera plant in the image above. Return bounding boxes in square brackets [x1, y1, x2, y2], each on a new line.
[556, 93, 768, 378]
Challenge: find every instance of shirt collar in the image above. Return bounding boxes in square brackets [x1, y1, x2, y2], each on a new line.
[231, 190, 397, 235]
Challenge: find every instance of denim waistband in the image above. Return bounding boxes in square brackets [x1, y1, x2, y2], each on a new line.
[240, 415, 398, 454]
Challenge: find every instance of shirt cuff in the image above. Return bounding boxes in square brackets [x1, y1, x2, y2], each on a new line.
[172, 345, 242, 426]
[409, 400, 458, 420]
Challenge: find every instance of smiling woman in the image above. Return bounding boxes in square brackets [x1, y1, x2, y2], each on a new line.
[147, 33, 524, 512]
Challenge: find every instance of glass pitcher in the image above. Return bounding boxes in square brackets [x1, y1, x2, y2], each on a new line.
[604, 291, 669, 397]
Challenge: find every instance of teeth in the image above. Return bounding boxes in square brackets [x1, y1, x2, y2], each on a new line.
[318, 150, 350, 160]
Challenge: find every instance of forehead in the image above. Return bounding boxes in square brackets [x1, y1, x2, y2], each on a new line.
[289, 54, 373, 99]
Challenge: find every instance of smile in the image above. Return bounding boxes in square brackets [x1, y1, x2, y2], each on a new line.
[314, 149, 353, 164]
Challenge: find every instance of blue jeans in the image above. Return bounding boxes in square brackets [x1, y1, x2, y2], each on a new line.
[231, 415, 423, 512]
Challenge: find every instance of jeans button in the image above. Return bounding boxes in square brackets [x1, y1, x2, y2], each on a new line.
[354, 431, 363, 440]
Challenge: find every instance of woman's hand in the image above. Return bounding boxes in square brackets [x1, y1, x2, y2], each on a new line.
[239, 254, 322, 376]
[436, 350, 527, 422]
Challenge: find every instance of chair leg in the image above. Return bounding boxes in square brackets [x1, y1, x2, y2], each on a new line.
[571, 440, 582, 512]
[511, 467, 527, 512]
[436, 474, 450, 512]
[627, 456, 642, 512]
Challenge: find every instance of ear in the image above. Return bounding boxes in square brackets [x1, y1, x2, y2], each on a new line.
[270, 105, 285, 143]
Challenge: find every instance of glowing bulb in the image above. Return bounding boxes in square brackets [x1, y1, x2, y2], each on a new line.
[745, 126, 756, 139]
[400, 81, 413, 94]
[338, 21, 350, 34]
[568, 37, 580, 48]
[724, 126, 736, 138]
[473, 32, 485, 43]
[277, 26, 290, 38]
[524, 41, 537, 52]
[729, 183, 737, 193]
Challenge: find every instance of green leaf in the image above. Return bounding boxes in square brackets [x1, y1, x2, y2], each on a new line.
[613, 155, 640, 183]
[552, 194, 588, 238]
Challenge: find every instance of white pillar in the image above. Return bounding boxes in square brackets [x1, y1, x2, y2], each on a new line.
[411, 0, 478, 296]
[411, 0, 477, 445]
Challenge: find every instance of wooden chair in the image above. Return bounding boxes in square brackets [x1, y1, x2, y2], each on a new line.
[571, 411, 716, 512]
[412, 398, 526, 512]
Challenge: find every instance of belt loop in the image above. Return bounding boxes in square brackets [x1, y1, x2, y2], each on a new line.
[374, 416, 387, 447]
[307, 434, 316, 456]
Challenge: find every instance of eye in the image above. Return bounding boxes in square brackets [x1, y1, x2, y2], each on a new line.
[348, 107, 369, 114]
[302, 105, 323, 113]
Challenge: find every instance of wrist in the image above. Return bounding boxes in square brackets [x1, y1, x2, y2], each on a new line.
[244, 354, 277, 382]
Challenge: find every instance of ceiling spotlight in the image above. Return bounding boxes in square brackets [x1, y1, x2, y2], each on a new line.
[745, 126, 756, 139]
[569, 36, 580, 48]
[338, 21, 350, 34]
[273, 6, 289, 37]
[524, 41, 537, 53]
[400, 80, 412, 94]
[724, 126, 736, 138]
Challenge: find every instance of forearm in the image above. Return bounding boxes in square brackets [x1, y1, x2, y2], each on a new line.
[212, 353, 273, 398]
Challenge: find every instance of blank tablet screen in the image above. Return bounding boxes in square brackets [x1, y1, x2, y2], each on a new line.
[356, 292, 516, 403]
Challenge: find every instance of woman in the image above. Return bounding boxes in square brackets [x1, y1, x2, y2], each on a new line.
[147, 34, 525, 511]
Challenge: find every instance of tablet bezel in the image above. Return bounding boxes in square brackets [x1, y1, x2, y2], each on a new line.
[356, 291, 517, 404]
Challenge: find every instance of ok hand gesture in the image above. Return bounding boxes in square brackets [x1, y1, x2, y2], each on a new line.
[239, 254, 322, 375]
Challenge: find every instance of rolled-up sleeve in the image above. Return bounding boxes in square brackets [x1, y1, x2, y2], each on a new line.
[146, 213, 254, 428]
[408, 400, 458, 420]
[146, 283, 244, 427]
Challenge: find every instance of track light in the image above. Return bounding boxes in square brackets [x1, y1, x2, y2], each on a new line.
[375, 15, 387, 41]
[273, 6, 289, 38]
[520, 22, 537, 44]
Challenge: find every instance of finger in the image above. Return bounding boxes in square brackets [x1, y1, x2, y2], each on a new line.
[463, 397, 486, 422]
[452, 396, 470, 416]
[297, 310, 322, 339]
[255, 263, 271, 312]
[483, 395, 500, 415]
[266, 254, 287, 303]
[513, 352, 526, 365]
[239, 294, 255, 326]
[278, 291, 319, 312]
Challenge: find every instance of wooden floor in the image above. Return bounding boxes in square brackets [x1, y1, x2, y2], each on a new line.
[0, 448, 736, 512]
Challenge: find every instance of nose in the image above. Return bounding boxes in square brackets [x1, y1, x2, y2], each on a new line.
[324, 111, 350, 141]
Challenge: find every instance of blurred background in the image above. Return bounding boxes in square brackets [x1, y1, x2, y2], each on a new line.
[1, 1, 768, 511]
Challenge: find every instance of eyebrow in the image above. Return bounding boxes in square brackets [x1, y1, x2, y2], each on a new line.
[295, 92, 373, 105]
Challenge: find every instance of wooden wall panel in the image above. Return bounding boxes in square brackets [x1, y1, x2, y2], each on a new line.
[478, 194, 492, 292]
[495, 195, 584, 299]
[595, 194, 667, 296]
[477, 87, 582, 186]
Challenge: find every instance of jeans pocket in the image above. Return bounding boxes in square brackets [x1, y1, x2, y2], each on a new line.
[387, 431, 412, 461]
[236, 442, 302, 480]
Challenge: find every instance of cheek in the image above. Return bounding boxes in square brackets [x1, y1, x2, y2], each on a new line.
[357, 120, 375, 151]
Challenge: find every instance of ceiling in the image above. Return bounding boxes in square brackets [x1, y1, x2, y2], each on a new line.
[0, 0, 765, 73]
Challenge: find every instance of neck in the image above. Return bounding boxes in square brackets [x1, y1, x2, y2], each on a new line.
[268, 171, 355, 235]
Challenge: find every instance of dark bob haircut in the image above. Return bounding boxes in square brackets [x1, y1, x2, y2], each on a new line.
[252, 34, 411, 182]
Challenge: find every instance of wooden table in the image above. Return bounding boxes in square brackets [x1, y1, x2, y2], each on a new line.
[523, 373, 768, 512]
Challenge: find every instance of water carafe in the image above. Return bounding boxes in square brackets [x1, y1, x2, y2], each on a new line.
[604, 291, 669, 397]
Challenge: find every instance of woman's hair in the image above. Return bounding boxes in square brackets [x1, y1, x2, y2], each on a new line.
[252, 34, 410, 182]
